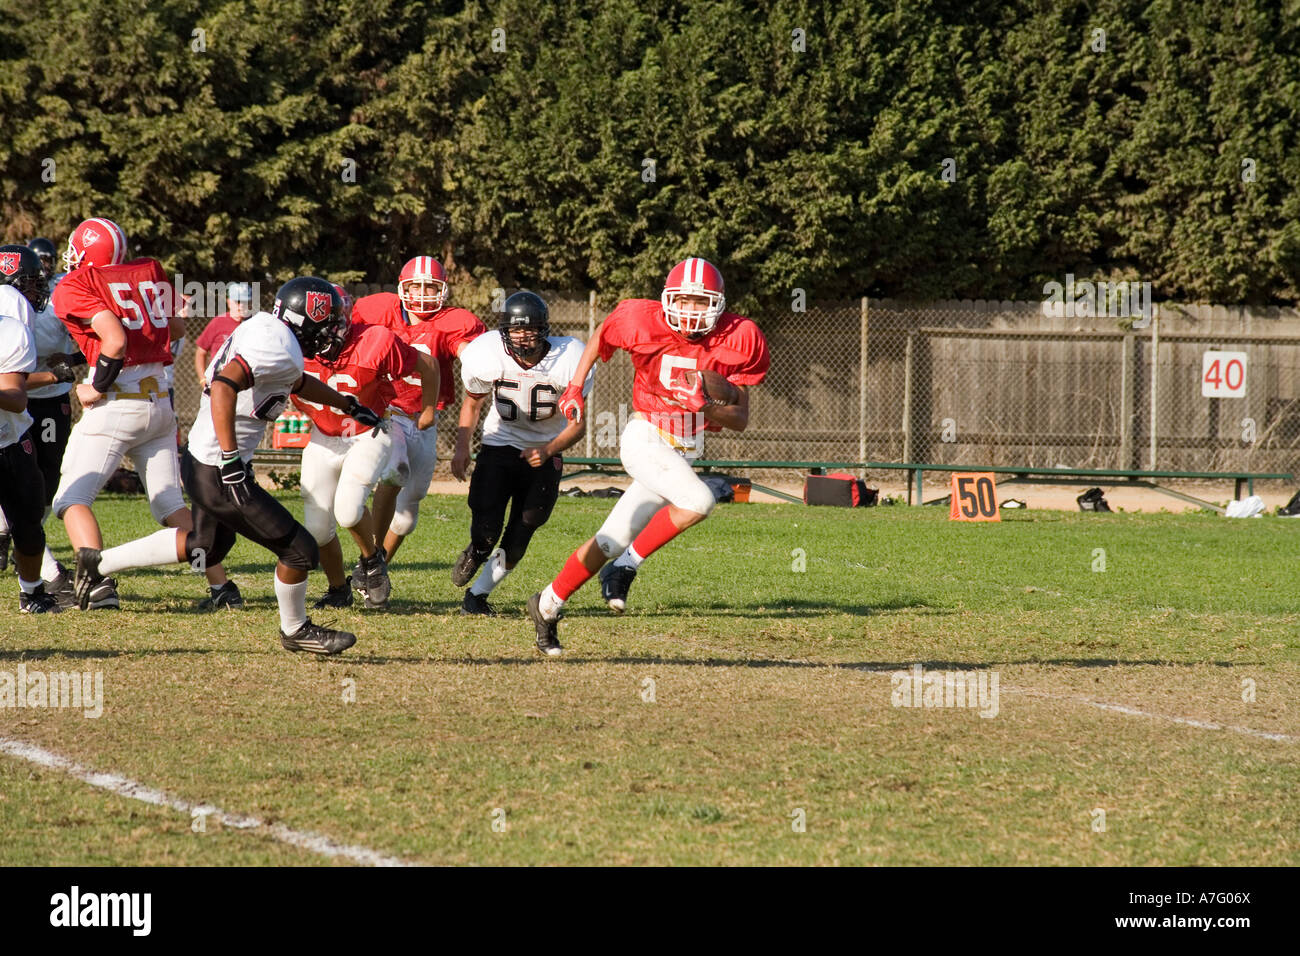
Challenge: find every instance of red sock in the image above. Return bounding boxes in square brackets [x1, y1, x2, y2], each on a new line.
[552, 552, 596, 601]
[628, 506, 685, 561]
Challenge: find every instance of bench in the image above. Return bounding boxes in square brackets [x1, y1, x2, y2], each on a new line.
[251, 448, 1292, 513]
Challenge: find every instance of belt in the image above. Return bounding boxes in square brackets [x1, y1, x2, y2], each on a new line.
[631, 411, 700, 454]
[106, 376, 166, 402]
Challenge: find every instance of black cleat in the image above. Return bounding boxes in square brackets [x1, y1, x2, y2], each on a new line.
[315, 577, 354, 609]
[44, 562, 77, 610]
[279, 617, 356, 655]
[84, 577, 120, 610]
[0, 532, 9, 573]
[19, 584, 61, 614]
[527, 592, 564, 657]
[355, 551, 391, 608]
[450, 545, 484, 588]
[599, 562, 637, 614]
[460, 589, 497, 616]
[74, 547, 110, 611]
[196, 580, 244, 611]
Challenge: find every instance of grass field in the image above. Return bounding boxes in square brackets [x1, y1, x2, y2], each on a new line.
[1, 491, 1298, 865]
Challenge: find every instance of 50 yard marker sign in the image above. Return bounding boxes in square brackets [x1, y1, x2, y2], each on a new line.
[949, 473, 1000, 522]
[1202, 351, 1247, 398]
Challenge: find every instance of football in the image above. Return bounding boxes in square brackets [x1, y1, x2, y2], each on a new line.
[687, 368, 741, 406]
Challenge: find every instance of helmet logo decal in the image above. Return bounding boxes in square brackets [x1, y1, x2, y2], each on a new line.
[304, 291, 331, 323]
[0, 253, 19, 275]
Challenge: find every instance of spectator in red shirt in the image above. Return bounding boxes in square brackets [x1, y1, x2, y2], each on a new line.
[193, 283, 254, 386]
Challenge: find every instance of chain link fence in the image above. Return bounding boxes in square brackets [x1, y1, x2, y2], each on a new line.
[168, 292, 1300, 486]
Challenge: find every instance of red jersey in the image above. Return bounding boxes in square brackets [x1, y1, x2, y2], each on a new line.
[597, 299, 770, 439]
[352, 292, 484, 410]
[291, 322, 418, 437]
[51, 258, 174, 367]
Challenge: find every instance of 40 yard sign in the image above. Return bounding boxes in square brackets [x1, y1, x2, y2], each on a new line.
[1202, 350, 1247, 398]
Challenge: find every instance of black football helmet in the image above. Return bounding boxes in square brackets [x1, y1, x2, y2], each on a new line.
[272, 276, 348, 361]
[27, 238, 56, 280]
[0, 245, 51, 311]
[500, 291, 550, 363]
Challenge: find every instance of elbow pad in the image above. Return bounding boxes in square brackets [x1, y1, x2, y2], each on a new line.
[92, 355, 125, 393]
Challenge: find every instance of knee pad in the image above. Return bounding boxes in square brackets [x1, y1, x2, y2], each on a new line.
[333, 480, 369, 530]
[672, 482, 717, 518]
[271, 525, 319, 571]
[390, 505, 417, 537]
[302, 500, 337, 545]
[594, 530, 630, 558]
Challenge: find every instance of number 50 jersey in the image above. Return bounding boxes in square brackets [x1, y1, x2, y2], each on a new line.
[460, 332, 594, 450]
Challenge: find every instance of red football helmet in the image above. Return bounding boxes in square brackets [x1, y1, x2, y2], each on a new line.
[397, 255, 447, 319]
[662, 257, 725, 338]
[63, 217, 128, 272]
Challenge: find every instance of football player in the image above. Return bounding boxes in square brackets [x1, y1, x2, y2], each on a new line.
[292, 293, 438, 609]
[0, 243, 81, 602]
[354, 256, 484, 564]
[74, 277, 379, 653]
[448, 292, 592, 614]
[526, 258, 770, 655]
[0, 247, 62, 612]
[49, 217, 236, 609]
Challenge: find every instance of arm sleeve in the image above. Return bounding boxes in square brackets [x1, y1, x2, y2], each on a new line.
[382, 332, 419, 380]
[445, 312, 487, 358]
[727, 323, 771, 386]
[0, 325, 37, 374]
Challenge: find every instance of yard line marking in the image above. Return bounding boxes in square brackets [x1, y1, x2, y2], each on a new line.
[1000, 689, 1297, 742]
[703, 647, 1297, 743]
[0, 735, 413, 866]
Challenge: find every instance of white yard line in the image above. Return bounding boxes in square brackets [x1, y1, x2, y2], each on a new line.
[0, 736, 413, 866]
[741, 650, 1298, 743]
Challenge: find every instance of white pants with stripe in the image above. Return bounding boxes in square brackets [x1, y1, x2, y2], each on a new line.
[300, 428, 394, 545]
[592, 417, 715, 557]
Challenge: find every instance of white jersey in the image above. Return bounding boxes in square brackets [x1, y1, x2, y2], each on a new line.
[0, 287, 38, 449]
[460, 332, 593, 449]
[188, 312, 303, 465]
[26, 296, 76, 400]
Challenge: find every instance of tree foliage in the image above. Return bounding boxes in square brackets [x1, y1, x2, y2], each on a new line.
[2, 0, 1298, 308]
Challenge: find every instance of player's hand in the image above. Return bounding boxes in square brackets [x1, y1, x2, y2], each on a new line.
[219, 451, 253, 507]
[344, 396, 385, 436]
[50, 364, 79, 385]
[48, 351, 86, 375]
[669, 371, 708, 413]
[417, 406, 436, 431]
[559, 382, 584, 424]
[520, 447, 547, 468]
[451, 446, 470, 482]
[75, 383, 105, 408]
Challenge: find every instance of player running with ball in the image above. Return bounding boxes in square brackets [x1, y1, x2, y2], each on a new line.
[526, 258, 769, 655]
[448, 291, 592, 614]
[74, 278, 383, 654]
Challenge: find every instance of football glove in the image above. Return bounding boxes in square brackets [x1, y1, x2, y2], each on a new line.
[344, 396, 386, 436]
[559, 382, 585, 424]
[219, 450, 253, 507]
[669, 372, 708, 413]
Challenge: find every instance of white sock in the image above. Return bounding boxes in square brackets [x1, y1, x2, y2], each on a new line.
[613, 545, 645, 571]
[470, 549, 510, 596]
[19, 577, 40, 594]
[275, 574, 308, 634]
[41, 547, 60, 581]
[539, 584, 565, 620]
[99, 528, 181, 574]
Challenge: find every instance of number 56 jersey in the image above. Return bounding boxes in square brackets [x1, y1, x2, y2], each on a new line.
[460, 332, 594, 450]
